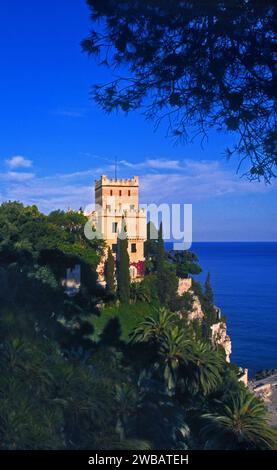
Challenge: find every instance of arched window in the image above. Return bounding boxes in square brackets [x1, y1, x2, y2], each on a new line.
[129, 265, 137, 279]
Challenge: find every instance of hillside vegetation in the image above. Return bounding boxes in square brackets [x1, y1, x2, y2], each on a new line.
[0, 201, 276, 450]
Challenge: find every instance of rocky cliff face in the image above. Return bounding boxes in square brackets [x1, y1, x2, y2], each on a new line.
[210, 321, 232, 362]
[178, 279, 232, 362]
[177, 277, 192, 296]
[187, 295, 205, 322]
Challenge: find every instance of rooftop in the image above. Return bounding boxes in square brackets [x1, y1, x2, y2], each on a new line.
[95, 175, 139, 189]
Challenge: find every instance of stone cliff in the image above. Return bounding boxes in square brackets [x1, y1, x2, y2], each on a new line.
[210, 321, 232, 362]
[177, 277, 232, 362]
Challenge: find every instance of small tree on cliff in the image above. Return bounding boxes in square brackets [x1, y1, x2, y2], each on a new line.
[204, 272, 214, 305]
[105, 247, 115, 296]
[203, 272, 218, 340]
[170, 250, 202, 278]
[116, 221, 130, 303]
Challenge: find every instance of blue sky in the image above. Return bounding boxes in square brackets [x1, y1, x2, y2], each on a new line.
[0, 0, 276, 241]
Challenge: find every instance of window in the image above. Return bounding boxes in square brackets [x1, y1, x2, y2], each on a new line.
[131, 243, 137, 253]
[112, 222, 118, 233]
[106, 204, 111, 211]
[130, 204, 135, 211]
[130, 266, 137, 279]
[110, 189, 113, 196]
[112, 244, 117, 253]
[128, 190, 131, 196]
[119, 190, 122, 196]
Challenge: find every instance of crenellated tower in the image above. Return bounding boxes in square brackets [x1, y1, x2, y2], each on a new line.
[94, 175, 147, 281]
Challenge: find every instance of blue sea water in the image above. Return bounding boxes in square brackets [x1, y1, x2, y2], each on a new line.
[165, 242, 277, 376]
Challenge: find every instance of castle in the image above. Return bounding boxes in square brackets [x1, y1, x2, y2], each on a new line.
[93, 175, 147, 282]
[66, 175, 239, 373]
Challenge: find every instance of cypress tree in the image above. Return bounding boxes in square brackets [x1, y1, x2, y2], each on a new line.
[156, 222, 165, 275]
[144, 221, 158, 258]
[204, 272, 214, 304]
[105, 247, 115, 296]
[203, 272, 217, 339]
[156, 222, 167, 304]
[153, 222, 178, 307]
[116, 221, 130, 303]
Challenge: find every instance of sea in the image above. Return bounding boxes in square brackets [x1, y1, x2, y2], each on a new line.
[165, 242, 277, 377]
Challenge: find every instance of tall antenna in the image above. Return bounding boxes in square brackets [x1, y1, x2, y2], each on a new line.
[115, 155, 118, 180]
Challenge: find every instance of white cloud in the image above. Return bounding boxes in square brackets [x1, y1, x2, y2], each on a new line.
[56, 168, 103, 179]
[6, 155, 33, 169]
[147, 159, 182, 170]
[184, 159, 220, 173]
[0, 175, 92, 212]
[117, 157, 274, 203]
[53, 108, 86, 118]
[6, 172, 35, 182]
[139, 159, 273, 203]
[0, 157, 275, 214]
[120, 158, 182, 170]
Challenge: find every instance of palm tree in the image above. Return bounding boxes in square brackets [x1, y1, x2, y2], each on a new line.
[201, 386, 277, 449]
[130, 282, 150, 304]
[158, 326, 189, 393]
[0, 339, 55, 400]
[0, 339, 28, 370]
[131, 310, 190, 393]
[0, 345, 65, 449]
[114, 382, 139, 441]
[108, 439, 152, 450]
[184, 341, 225, 396]
[130, 307, 175, 343]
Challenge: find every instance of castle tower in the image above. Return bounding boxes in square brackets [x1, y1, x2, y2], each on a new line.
[94, 175, 147, 281]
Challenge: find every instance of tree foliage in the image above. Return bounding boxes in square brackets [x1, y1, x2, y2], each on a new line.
[203, 272, 218, 339]
[202, 387, 277, 449]
[0, 202, 276, 449]
[105, 247, 116, 296]
[83, 0, 277, 181]
[116, 223, 130, 303]
[155, 223, 178, 307]
[169, 250, 202, 278]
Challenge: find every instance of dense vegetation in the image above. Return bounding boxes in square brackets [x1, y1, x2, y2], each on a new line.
[0, 202, 276, 449]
